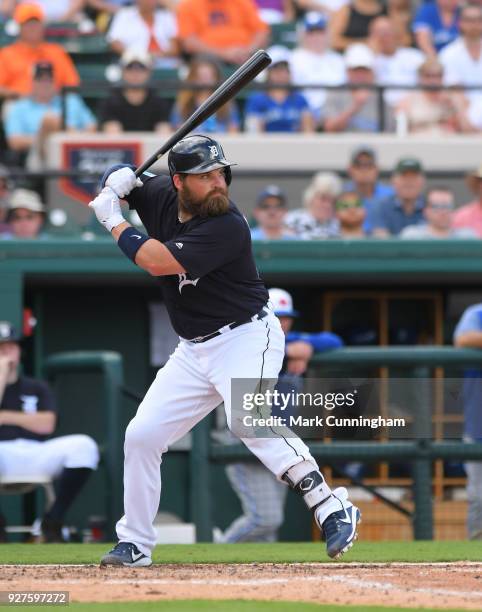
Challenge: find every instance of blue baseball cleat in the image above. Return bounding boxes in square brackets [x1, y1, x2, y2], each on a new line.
[100, 542, 152, 567]
[315, 487, 361, 559]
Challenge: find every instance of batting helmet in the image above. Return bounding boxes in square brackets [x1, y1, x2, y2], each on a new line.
[168, 135, 236, 187]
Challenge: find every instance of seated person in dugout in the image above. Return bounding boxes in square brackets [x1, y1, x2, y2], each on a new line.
[0, 322, 99, 543]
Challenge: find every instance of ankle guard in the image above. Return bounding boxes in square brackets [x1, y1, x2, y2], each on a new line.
[283, 469, 331, 511]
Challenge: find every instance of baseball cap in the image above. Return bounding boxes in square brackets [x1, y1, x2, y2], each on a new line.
[350, 146, 377, 164]
[267, 45, 291, 68]
[345, 44, 375, 70]
[394, 157, 423, 174]
[120, 48, 152, 69]
[8, 189, 45, 214]
[33, 61, 54, 80]
[269, 288, 299, 318]
[303, 11, 328, 31]
[0, 321, 21, 343]
[14, 2, 45, 24]
[256, 185, 286, 206]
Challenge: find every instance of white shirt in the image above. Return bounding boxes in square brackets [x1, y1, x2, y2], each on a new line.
[439, 37, 482, 103]
[374, 47, 425, 107]
[107, 7, 178, 67]
[289, 47, 346, 116]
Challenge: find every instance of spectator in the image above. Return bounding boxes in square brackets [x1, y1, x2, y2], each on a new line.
[5, 62, 96, 170]
[322, 43, 393, 133]
[284, 171, 342, 239]
[0, 189, 46, 239]
[413, 0, 460, 56]
[289, 12, 346, 119]
[387, 0, 413, 48]
[220, 288, 343, 543]
[395, 58, 472, 135]
[0, 166, 13, 234]
[255, 0, 295, 23]
[345, 146, 394, 232]
[0, 0, 87, 22]
[400, 187, 476, 239]
[99, 49, 171, 134]
[170, 56, 240, 134]
[106, 0, 179, 67]
[371, 157, 426, 237]
[439, 2, 482, 129]
[453, 305, 482, 540]
[452, 165, 482, 237]
[368, 16, 425, 108]
[329, 0, 387, 52]
[0, 321, 99, 542]
[245, 46, 314, 133]
[250, 185, 296, 240]
[333, 190, 367, 238]
[176, 0, 269, 65]
[0, 3, 80, 99]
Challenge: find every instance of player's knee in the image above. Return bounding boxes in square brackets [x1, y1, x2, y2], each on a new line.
[66, 434, 99, 469]
[125, 417, 164, 452]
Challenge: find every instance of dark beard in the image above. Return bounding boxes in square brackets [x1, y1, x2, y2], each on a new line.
[178, 184, 230, 219]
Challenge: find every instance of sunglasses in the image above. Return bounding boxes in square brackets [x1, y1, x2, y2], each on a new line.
[258, 202, 286, 211]
[428, 202, 454, 211]
[353, 160, 376, 169]
[10, 212, 39, 221]
[335, 199, 363, 210]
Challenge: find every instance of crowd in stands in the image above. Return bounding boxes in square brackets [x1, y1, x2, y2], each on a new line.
[0, 0, 481, 238]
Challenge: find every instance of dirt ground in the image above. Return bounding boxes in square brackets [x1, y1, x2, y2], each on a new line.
[2, 563, 482, 609]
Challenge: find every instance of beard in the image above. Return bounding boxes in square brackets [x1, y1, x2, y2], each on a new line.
[178, 182, 230, 219]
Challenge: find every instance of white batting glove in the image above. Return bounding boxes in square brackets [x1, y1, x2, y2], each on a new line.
[89, 187, 125, 232]
[105, 167, 143, 198]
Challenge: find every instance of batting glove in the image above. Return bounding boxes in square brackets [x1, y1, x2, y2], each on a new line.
[89, 187, 126, 232]
[105, 167, 143, 198]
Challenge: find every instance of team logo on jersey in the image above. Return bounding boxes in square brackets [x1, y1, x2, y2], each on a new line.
[175, 242, 183, 249]
[209, 145, 219, 159]
[20, 395, 39, 413]
[178, 273, 200, 294]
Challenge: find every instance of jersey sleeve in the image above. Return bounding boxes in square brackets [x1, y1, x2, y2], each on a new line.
[164, 212, 248, 278]
[34, 380, 57, 414]
[412, 3, 433, 32]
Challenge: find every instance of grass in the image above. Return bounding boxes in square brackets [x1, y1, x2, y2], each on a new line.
[1, 541, 482, 565]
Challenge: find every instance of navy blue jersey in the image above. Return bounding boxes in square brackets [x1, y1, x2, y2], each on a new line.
[0, 376, 57, 442]
[127, 174, 268, 339]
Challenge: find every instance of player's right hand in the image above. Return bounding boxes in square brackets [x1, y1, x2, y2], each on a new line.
[105, 167, 143, 199]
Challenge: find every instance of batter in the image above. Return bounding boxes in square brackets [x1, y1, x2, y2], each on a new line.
[89, 135, 360, 566]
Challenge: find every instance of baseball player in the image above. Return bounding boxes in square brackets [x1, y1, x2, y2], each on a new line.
[89, 135, 360, 567]
[0, 321, 99, 543]
[222, 287, 344, 543]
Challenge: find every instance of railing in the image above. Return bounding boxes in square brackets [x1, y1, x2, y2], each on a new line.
[191, 346, 482, 542]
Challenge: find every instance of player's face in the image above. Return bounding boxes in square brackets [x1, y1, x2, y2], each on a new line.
[178, 168, 229, 218]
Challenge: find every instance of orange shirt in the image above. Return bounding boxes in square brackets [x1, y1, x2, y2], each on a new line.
[177, 0, 268, 49]
[0, 41, 80, 96]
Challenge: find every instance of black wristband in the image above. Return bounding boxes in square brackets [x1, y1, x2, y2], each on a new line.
[117, 226, 150, 262]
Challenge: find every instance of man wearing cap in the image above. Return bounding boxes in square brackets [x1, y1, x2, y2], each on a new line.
[221, 288, 343, 543]
[370, 158, 426, 237]
[0, 3, 79, 99]
[452, 165, 482, 237]
[289, 11, 346, 119]
[251, 185, 296, 240]
[245, 46, 314, 133]
[5, 61, 95, 169]
[0, 189, 46, 240]
[323, 43, 393, 133]
[0, 321, 99, 542]
[99, 49, 171, 133]
[345, 146, 394, 233]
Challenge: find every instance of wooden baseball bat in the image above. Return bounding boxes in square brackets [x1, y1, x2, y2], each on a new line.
[135, 50, 272, 177]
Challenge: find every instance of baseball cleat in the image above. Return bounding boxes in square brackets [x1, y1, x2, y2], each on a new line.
[100, 541, 152, 567]
[315, 487, 361, 560]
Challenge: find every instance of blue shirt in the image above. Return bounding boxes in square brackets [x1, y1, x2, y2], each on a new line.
[170, 104, 239, 133]
[453, 304, 482, 440]
[5, 94, 96, 137]
[344, 180, 395, 234]
[412, 2, 459, 52]
[250, 227, 296, 240]
[371, 194, 426, 235]
[245, 91, 310, 132]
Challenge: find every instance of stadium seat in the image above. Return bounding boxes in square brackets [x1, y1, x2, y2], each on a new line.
[0, 474, 55, 535]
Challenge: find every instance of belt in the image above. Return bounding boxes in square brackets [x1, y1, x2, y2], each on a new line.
[188, 306, 269, 344]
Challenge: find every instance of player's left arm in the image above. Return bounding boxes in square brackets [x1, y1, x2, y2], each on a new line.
[89, 188, 185, 276]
